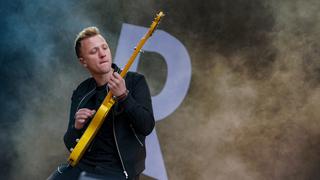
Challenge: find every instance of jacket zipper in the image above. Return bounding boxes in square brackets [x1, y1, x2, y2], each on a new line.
[113, 111, 129, 179]
[75, 87, 96, 112]
[88, 138, 96, 152]
[130, 124, 144, 147]
[75, 87, 96, 151]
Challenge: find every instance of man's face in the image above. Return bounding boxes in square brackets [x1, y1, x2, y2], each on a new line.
[79, 34, 112, 75]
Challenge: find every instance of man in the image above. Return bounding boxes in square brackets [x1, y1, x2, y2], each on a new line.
[49, 27, 155, 180]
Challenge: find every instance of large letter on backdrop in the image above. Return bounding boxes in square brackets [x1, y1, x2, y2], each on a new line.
[114, 23, 192, 180]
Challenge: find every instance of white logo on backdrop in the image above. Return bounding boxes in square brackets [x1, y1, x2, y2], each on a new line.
[114, 23, 192, 180]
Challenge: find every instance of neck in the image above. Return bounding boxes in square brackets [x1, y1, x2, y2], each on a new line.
[92, 69, 113, 87]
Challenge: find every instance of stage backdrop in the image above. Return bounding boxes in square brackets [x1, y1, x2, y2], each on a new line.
[1, 0, 320, 179]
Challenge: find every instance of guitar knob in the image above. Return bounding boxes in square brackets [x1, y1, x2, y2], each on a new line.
[133, 47, 144, 53]
[76, 138, 80, 143]
[70, 148, 74, 152]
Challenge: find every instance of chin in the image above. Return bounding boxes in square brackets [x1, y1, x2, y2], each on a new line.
[90, 67, 111, 75]
[103, 67, 112, 74]
[100, 64, 111, 72]
[105, 66, 112, 73]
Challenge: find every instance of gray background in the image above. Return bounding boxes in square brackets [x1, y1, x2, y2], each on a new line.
[1, 0, 320, 179]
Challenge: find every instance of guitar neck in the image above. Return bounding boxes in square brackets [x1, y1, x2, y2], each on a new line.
[120, 11, 164, 78]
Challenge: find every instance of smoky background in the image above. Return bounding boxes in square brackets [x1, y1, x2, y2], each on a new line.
[1, 0, 320, 179]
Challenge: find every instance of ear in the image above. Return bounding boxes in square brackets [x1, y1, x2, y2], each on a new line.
[79, 57, 87, 67]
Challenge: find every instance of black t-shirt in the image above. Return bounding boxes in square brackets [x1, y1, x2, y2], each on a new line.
[81, 84, 122, 170]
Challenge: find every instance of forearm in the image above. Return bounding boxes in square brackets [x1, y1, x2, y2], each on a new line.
[117, 74, 155, 136]
[120, 93, 155, 135]
[63, 126, 82, 150]
[64, 91, 82, 150]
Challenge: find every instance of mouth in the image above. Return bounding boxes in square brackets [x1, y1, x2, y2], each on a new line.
[99, 60, 109, 64]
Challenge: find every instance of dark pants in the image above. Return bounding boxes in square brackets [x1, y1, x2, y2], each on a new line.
[47, 163, 140, 180]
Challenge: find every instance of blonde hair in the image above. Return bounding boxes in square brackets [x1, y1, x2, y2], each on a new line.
[74, 26, 100, 58]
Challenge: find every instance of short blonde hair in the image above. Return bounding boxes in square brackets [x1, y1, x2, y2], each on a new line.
[74, 26, 100, 58]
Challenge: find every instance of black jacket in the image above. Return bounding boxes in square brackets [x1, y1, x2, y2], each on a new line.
[63, 64, 155, 179]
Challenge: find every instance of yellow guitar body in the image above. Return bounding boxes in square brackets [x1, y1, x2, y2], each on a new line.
[68, 11, 164, 167]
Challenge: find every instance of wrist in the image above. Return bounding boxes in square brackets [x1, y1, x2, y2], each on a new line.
[73, 124, 83, 130]
[116, 89, 129, 101]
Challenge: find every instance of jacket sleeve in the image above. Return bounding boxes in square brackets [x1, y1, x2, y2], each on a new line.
[63, 90, 83, 151]
[118, 74, 155, 136]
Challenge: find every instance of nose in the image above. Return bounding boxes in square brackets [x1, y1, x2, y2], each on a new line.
[98, 48, 106, 58]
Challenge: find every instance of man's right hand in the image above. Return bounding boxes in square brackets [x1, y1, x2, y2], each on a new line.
[74, 108, 96, 130]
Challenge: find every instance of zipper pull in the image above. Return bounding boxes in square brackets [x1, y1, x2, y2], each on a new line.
[124, 171, 128, 179]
